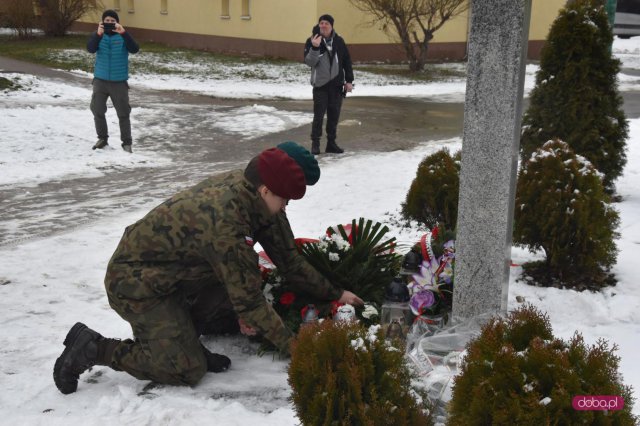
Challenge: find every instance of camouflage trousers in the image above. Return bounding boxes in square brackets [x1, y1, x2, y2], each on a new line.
[106, 279, 239, 386]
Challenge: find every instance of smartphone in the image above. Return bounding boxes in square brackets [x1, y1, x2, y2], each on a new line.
[312, 25, 320, 36]
[103, 22, 116, 31]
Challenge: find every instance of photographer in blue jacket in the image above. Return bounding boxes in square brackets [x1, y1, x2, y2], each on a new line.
[87, 10, 139, 153]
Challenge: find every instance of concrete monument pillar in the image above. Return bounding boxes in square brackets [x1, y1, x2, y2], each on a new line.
[453, 0, 532, 318]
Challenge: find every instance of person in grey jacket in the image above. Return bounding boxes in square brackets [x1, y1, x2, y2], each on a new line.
[304, 14, 354, 155]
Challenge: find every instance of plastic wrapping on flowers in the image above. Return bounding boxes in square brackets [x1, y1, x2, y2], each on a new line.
[406, 313, 494, 424]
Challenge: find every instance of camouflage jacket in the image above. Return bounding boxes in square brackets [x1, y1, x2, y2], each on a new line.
[105, 170, 342, 352]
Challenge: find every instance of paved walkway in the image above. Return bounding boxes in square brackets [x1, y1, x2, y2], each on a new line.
[2, 55, 639, 247]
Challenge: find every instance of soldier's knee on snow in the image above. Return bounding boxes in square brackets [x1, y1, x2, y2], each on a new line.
[177, 361, 207, 386]
[160, 357, 207, 386]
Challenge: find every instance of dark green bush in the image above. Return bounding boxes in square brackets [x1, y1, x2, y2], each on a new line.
[514, 139, 619, 288]
[520, 0, 628, 191]
[402, 149, 460, 229]
[449, 305, 636, 426]
[288, 320, 431, 426]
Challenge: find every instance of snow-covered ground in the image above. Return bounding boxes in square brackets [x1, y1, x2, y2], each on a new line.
[1, 37, 639, 423]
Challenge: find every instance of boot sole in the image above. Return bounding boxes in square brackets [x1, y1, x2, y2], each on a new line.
[53, 322, 88, 394]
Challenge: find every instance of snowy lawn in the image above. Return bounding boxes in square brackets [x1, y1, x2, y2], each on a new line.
[0, 36, 639, 423]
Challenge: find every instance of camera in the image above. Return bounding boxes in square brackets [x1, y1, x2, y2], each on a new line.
[312, 25, 320, 36]
[103, 22, 116, 32]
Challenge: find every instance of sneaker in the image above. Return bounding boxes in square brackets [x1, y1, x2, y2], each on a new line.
[311, 142, 321, 155]
[325, 142, 344, 154]
[92, 139, 108, 150]
[121, 144, 132, 153]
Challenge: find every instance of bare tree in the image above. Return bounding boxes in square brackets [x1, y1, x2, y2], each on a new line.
[1, 0, 37, 39]
[348, 0, 468, 71]
[37, 0, 103, 36]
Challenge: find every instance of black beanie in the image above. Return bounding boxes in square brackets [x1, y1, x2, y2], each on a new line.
[102, 9, 120, 23]
[318, 14, 334, 27]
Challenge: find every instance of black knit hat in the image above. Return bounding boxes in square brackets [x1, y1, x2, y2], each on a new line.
[102, 9, 120, 23]
[318, 14, 334, 27]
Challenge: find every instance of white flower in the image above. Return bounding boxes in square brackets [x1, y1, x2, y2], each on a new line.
[328, 252, 340, 262]
[333, 234, 351, 251]
[351, 337, 366, 351]
[366, 324, 381, 343]
[362, 304, 378, 319]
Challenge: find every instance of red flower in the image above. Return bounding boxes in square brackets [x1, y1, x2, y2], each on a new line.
[279, 292, 296, 306]
[330, 300, 344, 316]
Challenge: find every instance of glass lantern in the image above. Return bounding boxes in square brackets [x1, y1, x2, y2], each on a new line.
[301, 304, 319, 324]
[381, 276, 413, 340]
[400, 250, 422, 275]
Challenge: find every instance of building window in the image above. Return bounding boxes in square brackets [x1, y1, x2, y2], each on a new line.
[221, 0, 229, 18]
[160, 0, 168, 14]
[127, 0, 134, 13]
[241, 0, 250, 19]
[113, 0, 120, 10]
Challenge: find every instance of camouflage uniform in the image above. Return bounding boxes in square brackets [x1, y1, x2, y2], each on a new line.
[104, 170, 342, 385]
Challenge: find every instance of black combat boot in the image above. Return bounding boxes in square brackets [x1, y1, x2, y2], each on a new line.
[325, 140, 344, 154]
[92, 138, 108, 150]
[200, 344, 231, 373]
[311, 139, 321, 155]
[53, 322, 120, 394]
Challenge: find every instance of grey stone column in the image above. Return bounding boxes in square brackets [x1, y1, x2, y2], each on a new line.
[453, 0, 532, 318]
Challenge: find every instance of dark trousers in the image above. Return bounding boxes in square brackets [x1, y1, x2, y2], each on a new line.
[90, 78, 132, 144]
[311, 83, 343, 145]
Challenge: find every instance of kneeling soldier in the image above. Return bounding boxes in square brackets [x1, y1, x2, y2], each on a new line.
[53, 142, 363, 394]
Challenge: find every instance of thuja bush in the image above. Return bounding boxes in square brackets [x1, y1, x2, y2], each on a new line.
[402, 149, 460, 229]
[288, 320, 431, 426]
[514, 139, 619, 289]
[520, 0, 628, 191]
[449, 305, 636, 426]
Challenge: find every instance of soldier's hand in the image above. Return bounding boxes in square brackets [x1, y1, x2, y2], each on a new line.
[239, 319, 257, 336]
[338, 290, 364, 306]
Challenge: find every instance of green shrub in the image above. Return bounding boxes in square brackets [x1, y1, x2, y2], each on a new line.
[520, 0, 628, 191]
[289, 320, 432, 425]
[514, 139, 619, 288]
[449, 305, 637, 426]
[402, 149, 460, 229]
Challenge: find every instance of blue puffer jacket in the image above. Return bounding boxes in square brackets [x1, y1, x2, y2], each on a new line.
[87, 31, 139, 82]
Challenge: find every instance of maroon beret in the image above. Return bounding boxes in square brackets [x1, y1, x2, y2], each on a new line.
[257, 148, 306, 200]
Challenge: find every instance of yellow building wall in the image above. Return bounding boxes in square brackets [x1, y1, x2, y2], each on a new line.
[530, 0, 564, 40]
[86, 0, 564, 45]
[94, 0, 316, 41]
